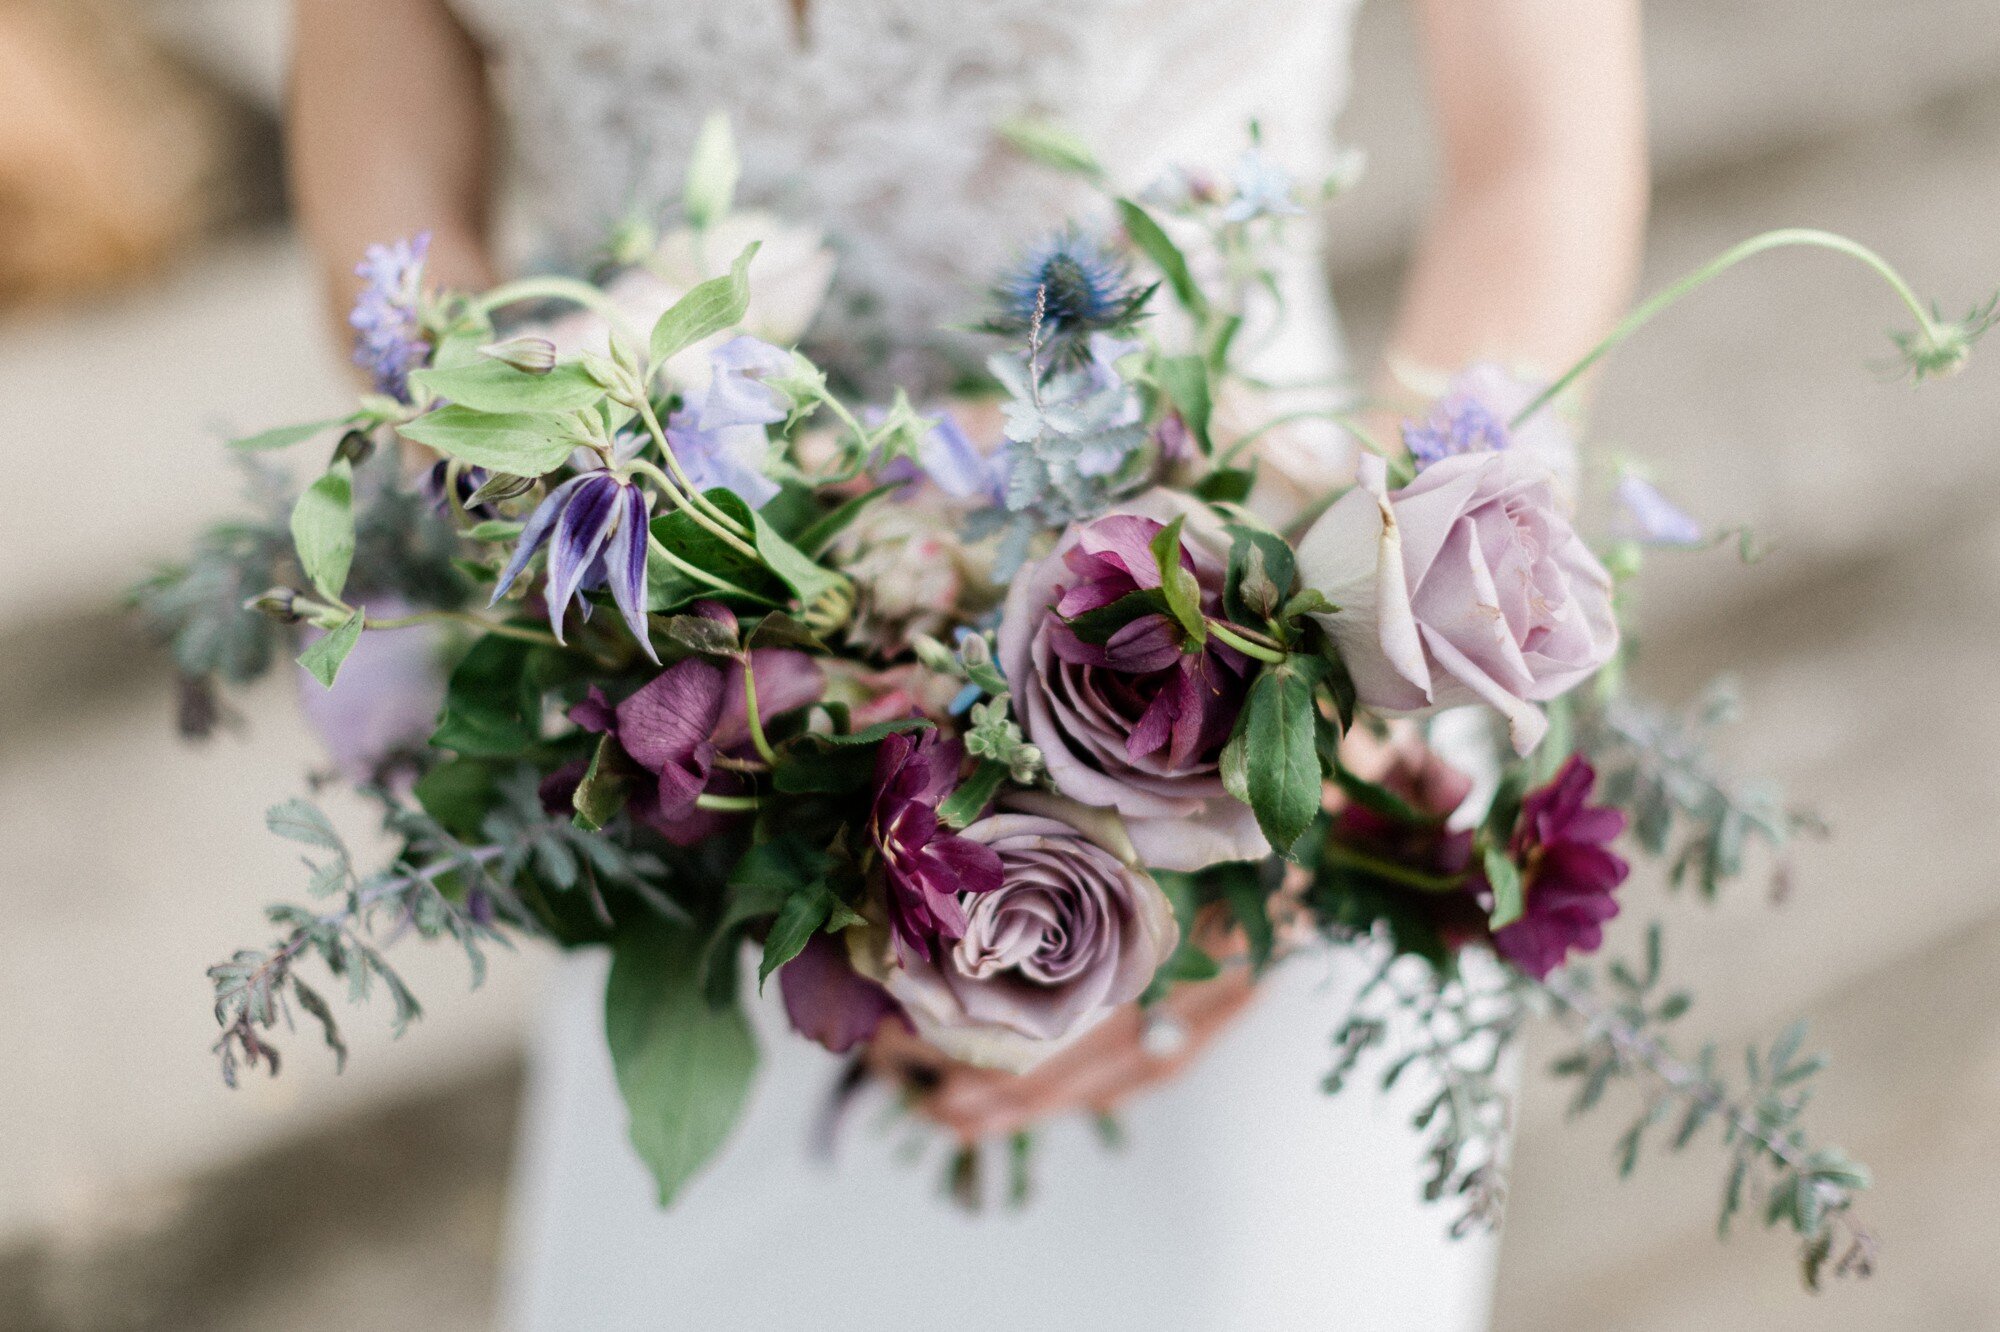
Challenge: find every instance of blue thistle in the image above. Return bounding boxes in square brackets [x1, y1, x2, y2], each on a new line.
[984, 230, 1153, 368]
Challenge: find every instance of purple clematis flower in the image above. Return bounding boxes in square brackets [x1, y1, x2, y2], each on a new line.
[660, 336, 790, 508]
[1614, 473, 1704, 546]
[1492, 756, 1631, 979]
[869, 729, 1004, 959]
[350, 234, 431, 400]
[491, 469, 655, 660]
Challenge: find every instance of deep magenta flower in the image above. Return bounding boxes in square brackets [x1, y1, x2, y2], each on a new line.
[571, 641, 824, 844]
[1492, 756, 1630, 979]
[869, 729, 1003, 958]
[491, 471, 654, 659]
[1000, 506, 1260, 870]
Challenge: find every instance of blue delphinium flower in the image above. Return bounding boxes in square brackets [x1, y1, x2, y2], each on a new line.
[1221, 148, 1304, 223]
[492, 468, 657, 661]
[662, 336, 789, 507]
[1403, 393, 1512, 469]
[986, 230, 1153, 368]
[350, 234, 432, 400]
[1614, 474, 1704, 546]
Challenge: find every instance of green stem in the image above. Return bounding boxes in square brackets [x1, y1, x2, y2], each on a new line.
[1218, 408, 1391, 467]
[365, 608, 563, 647]
[470, 276, 646, 348]
[1319, 842, 1472, 895]
[624, 457, 761, 564]
[645, 532, 776, 605]
[1512, 228, 1945, 430]
[694, 793, 761, 812]
[629, 398, 759, 553]
[1207, 621, 1289, 665]
[738, 652, 779, 766]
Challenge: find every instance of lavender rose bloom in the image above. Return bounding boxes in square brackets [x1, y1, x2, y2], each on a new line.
[882, 802, 1178, 1070]
[1296, 452, 1618, 755]
[999, 492, 1265, 871]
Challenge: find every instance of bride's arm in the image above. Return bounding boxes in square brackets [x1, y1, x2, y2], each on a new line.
[1388, 0, 1649, 380]
[289, 0, 498, 346]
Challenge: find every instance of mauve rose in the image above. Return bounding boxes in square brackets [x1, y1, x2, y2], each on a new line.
[998, 491, 1266, 871]
[881, 800, 1179, 1071]
[1296, 451, 1617, 755]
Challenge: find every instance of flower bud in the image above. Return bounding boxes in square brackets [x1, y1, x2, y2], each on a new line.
[245, 587, 302, 624]
[332, 428, 375, 466]
[466, 470, 539, 507]
[910, 633, 958, 674]
[479, 336, 559, 375]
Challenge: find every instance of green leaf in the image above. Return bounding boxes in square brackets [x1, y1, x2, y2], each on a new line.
[1224, 524, 1296, 624]
[1063, 588, 1168, 645]
[794, 484, 896, 558]
[572, 733, 637, 831]
[1150, 514, 1207, 643]
[1153, 353, 1214, 454]
[661, 613, 740, 657]
[998, 117, 1106, 179]
[1194, 466, 1255, 504]
[409, 360, 606, 414]
[758, 883, 834, 989]
[466, 519, 525, 542]
[430, 635, 539, 756]
[771, 719, 931, 795]
[651, 243, 759, 364]
[646, 500, 786, 612]
[290, 461, 355, 601]
[1240, 659, 1324, 855]
[414, 758, 501, 841]
[297, 607, 365, 689]
[1116, 199, 1206, 318]
[230, 417, 349, 452]
[1484, 844, 1525, 929]
[683, 112, 740, 230]
[938, 761, 1008, 829]
[397, 406, 576, 477]
[605, 917, 759, 1206]
[266, 799, 342, 851]
[750, 507, 846, 609]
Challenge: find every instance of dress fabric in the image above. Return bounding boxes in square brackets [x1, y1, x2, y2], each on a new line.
[443, 1, 1500, 1326]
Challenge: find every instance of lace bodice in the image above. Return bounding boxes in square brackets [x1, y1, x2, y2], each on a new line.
[451, 0, 1360, 388]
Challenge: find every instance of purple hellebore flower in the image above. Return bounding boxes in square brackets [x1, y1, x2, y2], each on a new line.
[350, 234, 432, 400]
[659, 336, 790, 508]
[571, 637, 825, 843]
[1492, 756, 1631, 980]
[1046, 514, 1251, 772]
[491, 471, 656, 660]
[1614, 473, 1704, 546]
[869, 729, 1005, 959]
[778, 931, 904, 1055]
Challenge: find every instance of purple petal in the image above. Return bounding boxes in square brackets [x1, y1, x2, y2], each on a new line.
[544, 476, 623, 641]
[779, 932, 902, 1055]
[489, 475, 587, 604]
[1615, 474, 1704, 546]
[916, 413, 1002, 503]
[924, 831, 1005, 898]
[616, 658, 727, 773]
[568, 686, 616, 734]
[1099, 615, 1184, 674]
[603, 484, 657, 663]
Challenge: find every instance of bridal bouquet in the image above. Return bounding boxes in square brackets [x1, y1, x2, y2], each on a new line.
[142, 117, 1993, 1286]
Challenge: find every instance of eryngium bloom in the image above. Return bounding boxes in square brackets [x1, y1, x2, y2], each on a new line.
[350, 234, 431, 400]
[869, 729, 1003, 958]
[882, 806, 1179, 1071]
[1492, 756, 1630, 979]
[986, 230, 1152, 367]
[492, 472, 655, 660]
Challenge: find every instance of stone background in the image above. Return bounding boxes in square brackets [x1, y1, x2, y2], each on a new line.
[2, 1, 1997, 1327]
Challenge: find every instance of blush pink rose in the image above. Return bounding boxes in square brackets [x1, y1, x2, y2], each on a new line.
[1296, 451, 1617, 754]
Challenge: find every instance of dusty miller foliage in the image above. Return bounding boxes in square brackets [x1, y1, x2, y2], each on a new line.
[208, 771, 665, 1086]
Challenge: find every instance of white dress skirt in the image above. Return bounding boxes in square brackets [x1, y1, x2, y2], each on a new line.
[438, 0, 1501, 1325]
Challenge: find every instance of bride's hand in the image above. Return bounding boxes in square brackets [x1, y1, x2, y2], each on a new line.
[864, 962, 1258, 1144]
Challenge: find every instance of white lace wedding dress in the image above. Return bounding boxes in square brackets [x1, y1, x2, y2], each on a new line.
[446, 1, 1500, 1327]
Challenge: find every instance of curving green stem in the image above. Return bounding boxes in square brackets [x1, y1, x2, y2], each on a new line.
[470, 276, 646, 348]
[1317, 842, 1473, 895]
[364, 608, 564, 647]
[738, 652, 779, 766]
[628, 399, 759, 552]
[694, 793, 761, 813]
[644, 531, 778, 606]
[1512, 228, 1950, 430]
[1207, 621, 1289, 664]
[1218, 406, 1391, 467]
